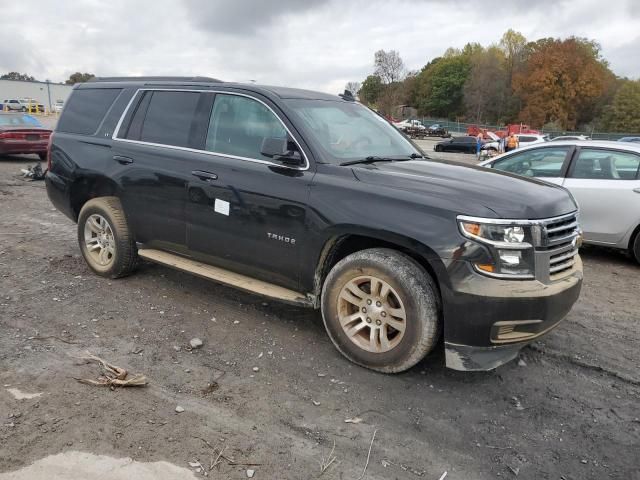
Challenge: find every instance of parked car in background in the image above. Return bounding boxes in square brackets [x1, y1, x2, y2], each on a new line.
[434, 135, 477, 153]
[551, 135, 591, 141]
[0, 113, 51, 160]
[53, 100, 65, 113]
[2, 99, 24, 111]
[618, 137, 640, 143]
[394, 119, 425, 132]
[18, 98, 45, 112]
[479, 140, 640, 263]
[482, 133, 549, 152]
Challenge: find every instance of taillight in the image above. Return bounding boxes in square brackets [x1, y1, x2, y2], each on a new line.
[46, 132, 54, 171]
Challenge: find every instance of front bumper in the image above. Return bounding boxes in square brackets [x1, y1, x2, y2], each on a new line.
[442, 257, 583, 371]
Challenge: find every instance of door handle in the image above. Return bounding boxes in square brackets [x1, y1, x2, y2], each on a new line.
[113, 155, 134, 165]
[633, 188, 640, 194]
[192, 170, 218, 181]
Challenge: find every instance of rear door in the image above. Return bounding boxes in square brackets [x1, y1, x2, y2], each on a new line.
[488, 146, 573, 185]
[562, 147, 640, 245]
[112, 89, 208, 252]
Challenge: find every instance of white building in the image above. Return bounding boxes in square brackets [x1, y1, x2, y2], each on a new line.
[0, 79, 74, 111]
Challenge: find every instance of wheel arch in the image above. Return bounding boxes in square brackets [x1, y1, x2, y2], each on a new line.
[312, 227, 448, 307]
[70, 175, 120, 221]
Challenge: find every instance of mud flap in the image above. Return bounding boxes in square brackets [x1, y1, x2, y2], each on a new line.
[445, 342, 522, 371]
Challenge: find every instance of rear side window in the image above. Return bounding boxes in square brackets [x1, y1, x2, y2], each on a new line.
[57, 88, 121, 135]
[136, 91, 201, 148]
[519, 136, 537, 142]
[570, 149, 640, 180]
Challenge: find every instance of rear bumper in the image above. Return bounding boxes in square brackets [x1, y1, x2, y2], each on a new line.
[442, 257, 583, 371]
[0, 141, 48, 155]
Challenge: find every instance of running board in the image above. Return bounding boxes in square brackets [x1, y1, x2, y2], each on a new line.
[138, 249, 312, 306]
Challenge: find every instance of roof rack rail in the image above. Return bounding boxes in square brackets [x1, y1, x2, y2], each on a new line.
[88, 76, 223, 83]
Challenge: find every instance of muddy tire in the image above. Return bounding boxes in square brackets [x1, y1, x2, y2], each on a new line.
[631, 230, 640, 265]
[321, 248, 440, 373]
[77, 197, 139, 278]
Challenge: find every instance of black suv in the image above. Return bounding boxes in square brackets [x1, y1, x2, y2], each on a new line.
[45, 77, 583, 373]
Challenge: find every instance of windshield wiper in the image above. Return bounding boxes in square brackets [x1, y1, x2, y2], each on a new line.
[339, 154, 422, 166]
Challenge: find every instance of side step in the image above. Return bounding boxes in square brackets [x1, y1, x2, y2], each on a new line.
[138, 249, 313, 307]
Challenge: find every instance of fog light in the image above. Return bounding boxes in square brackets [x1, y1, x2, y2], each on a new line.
[499, 250, 521, 266]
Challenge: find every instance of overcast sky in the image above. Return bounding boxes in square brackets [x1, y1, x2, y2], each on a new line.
[2, 0, 638, 92]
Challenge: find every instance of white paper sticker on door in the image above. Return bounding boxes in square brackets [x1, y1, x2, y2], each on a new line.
[214, 199, 230, 216]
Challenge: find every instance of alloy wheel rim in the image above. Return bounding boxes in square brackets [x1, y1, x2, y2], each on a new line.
[84, 214, 116, 267]
[337, 275, 407, 353]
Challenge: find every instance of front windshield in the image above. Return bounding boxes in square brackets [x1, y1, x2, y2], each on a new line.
[284, 99, 421, 164]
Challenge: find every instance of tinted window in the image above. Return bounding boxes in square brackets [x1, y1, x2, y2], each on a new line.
[570, 149, 640, 180]
[519, 136, 537, 142]
[57, 88, 121, 135]
[206, 94, 287, 160]
[136, 91, 201, 148]
[492, 147, 569, 178]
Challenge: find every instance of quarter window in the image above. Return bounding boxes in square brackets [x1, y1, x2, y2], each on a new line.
[205, 94, 287, 161]
[492, 147, 570, 178]
[57, 88, 122, 135]
[135, 91, 201, 148]
[570, 149, 640, 180]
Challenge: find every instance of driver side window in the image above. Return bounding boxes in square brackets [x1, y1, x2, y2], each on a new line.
[492, 147, 570, 178]
[206, 94, 287, 161]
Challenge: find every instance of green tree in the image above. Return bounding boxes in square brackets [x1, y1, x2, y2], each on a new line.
[601, 80, 640, 133]
[415, 54, 471, 118]
[463, 46, 508, 123]
[65, 72, 95, 84]
[1, 71, 36, 81]
[358, 75, 384, 106]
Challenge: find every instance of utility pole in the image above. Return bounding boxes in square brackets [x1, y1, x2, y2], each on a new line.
[45, 79, 52, 113]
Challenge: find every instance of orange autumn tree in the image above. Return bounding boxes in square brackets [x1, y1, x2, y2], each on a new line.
[513, 37, 611, 130]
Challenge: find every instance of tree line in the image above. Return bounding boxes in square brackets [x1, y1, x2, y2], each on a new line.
[351, 30, 640, 133]
[1, 71, 95, 85]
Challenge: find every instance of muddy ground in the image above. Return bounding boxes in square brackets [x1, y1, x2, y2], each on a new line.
[0, 136, 639, 479]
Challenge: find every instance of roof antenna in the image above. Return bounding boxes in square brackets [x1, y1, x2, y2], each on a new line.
[339, 90, 355, 101]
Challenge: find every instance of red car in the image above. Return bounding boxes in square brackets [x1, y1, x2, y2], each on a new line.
[0, 113, 51, 160]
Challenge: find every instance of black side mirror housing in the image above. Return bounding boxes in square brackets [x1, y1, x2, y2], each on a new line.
[260, 137, 305, 168]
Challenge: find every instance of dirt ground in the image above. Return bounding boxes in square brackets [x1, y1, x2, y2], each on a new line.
[1, 131, 639, 479]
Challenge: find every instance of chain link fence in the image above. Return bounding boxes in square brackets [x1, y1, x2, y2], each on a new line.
[419, 117, 639, 140]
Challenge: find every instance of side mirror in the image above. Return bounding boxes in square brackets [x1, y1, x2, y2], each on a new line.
[260, 137, 305, 167]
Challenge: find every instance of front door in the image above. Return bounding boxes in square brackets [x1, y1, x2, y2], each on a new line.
[186, 92, 313, 291]
[563, 147, 640, 245]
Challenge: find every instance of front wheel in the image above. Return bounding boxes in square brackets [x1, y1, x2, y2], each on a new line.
[435, 145, 442, 152]
[321, 248, 441, 373]
[77, 197, 139, 278]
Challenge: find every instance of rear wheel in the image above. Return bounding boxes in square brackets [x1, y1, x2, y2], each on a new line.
[321, 248, 440, 373]
[77, 197, 139, 278]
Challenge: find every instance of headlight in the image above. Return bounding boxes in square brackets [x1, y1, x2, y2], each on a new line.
[458, 217, 535, 279]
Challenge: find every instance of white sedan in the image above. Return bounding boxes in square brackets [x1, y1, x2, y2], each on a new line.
[479, 140, 640, 263]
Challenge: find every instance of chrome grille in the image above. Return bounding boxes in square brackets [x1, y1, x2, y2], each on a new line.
[534, 212, 580, 282]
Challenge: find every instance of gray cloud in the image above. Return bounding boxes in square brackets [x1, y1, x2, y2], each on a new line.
[184, 0, 329, 34]
[0, 0, 636, 92]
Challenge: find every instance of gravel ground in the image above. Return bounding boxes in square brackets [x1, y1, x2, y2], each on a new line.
[0, 126, 639, 479]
